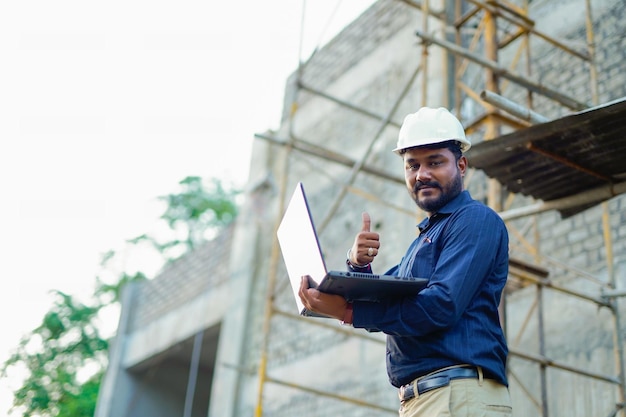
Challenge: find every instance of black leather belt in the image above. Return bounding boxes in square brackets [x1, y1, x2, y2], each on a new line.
[398, 367, 479, 402]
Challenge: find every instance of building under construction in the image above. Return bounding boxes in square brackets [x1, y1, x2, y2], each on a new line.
[95, 1, 626, 416]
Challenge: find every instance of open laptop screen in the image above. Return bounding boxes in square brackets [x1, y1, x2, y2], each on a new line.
[276, 182, 328, 314]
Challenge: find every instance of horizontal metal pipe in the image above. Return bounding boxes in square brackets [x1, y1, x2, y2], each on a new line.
[265, 375, 397, 414]
[480, 90, 549, 124]
[509, 266, 610, 307]
[602, 289, 626, 299]
[254, 132, 405, 185]
[509, 347, 621, 385]
[298, 82, 402, 129]
[272, 307, 385, 345]
[499, 181, 626, 221]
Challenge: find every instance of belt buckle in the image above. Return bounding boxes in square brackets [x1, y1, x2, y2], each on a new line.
[398, 383, 414, 402]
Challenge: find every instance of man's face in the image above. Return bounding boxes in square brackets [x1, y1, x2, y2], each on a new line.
[403, 146, 467, 215]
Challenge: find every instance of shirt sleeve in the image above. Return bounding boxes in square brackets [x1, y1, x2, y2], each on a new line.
[352, 204, 507, 336]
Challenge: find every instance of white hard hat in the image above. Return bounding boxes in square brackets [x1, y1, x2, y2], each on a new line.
[393, 107, 471, 154]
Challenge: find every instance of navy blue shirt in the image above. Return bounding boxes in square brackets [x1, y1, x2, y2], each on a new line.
[350, 190, 509, 388]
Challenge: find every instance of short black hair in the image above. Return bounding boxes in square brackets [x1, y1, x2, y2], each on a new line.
[399, 140, 463, 161]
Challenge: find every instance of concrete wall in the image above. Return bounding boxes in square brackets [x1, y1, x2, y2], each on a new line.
[96, 229, 233, 417]
[253, 0, 626, 416]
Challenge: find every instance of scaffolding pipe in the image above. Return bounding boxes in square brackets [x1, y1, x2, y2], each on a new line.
[509, 265, 610, 307]
[542, 253, 611, 287]
[272, 307, 385, 345]
[297, 81, 402, 129]
[537, 285, 549, 417]
[466, 0, 591, 61]
[399, 0, 445, 19]
[421, 0, 430, 107]
[454, 2, 482, 27]
[603, 289, 626, 299]
[480, 90, 548, 123]
[603, 200, 626, 413]
[254, 152, 291, 417]
[445, 0, 458, 108]
[498, 180, 626, 221]
[509, 347, 622, 385]
[254, 16, 307, 410]
[585, 0, 600, 104]
[485, 0, 534, 24]
[453, 0, 463, 113]
[484, 7, 502, 212]
[415, 30, 590, 110]
[264, 376, 397, 414]
[508, 368, 543, 412]
[254, 132, 405, 185]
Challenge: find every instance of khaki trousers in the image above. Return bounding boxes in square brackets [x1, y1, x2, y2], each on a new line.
[399, 378, 512, 417]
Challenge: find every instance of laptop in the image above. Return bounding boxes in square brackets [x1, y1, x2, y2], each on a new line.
[276, 182, 428, 317]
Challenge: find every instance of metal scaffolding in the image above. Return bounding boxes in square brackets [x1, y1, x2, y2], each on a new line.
[253, 1, 626, 416]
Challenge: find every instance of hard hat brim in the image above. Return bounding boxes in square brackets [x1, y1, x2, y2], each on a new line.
[393, 138, 471, 155]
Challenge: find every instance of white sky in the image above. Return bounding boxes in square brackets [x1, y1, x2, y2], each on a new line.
[0, 0, 375, 414]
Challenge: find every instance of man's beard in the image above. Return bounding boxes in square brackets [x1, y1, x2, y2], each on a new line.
[412, 171, 463, 213]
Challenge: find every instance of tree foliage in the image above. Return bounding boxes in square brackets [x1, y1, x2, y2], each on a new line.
[2, 291, 107, 417]
[1, 177, 240, 416]
[129, 176, 240, 258]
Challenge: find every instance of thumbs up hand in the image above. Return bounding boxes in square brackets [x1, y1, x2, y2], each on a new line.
[348, 212, 380, 266]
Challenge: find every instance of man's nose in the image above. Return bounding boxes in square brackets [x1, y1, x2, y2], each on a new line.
[416, 165, 431, 182]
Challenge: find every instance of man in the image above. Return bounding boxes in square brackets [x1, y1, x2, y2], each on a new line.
[299, 107, 512, 416]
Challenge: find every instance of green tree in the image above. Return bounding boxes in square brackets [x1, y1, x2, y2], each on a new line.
[1, 177, 240, 417]
[128, 176, 240, 259]
[3, 290, 109, 417]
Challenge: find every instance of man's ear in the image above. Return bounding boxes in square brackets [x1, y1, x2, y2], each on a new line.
[458, 155, 468, 176]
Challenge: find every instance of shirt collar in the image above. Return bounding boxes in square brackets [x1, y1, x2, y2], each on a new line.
[417, 190, 471, 231]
